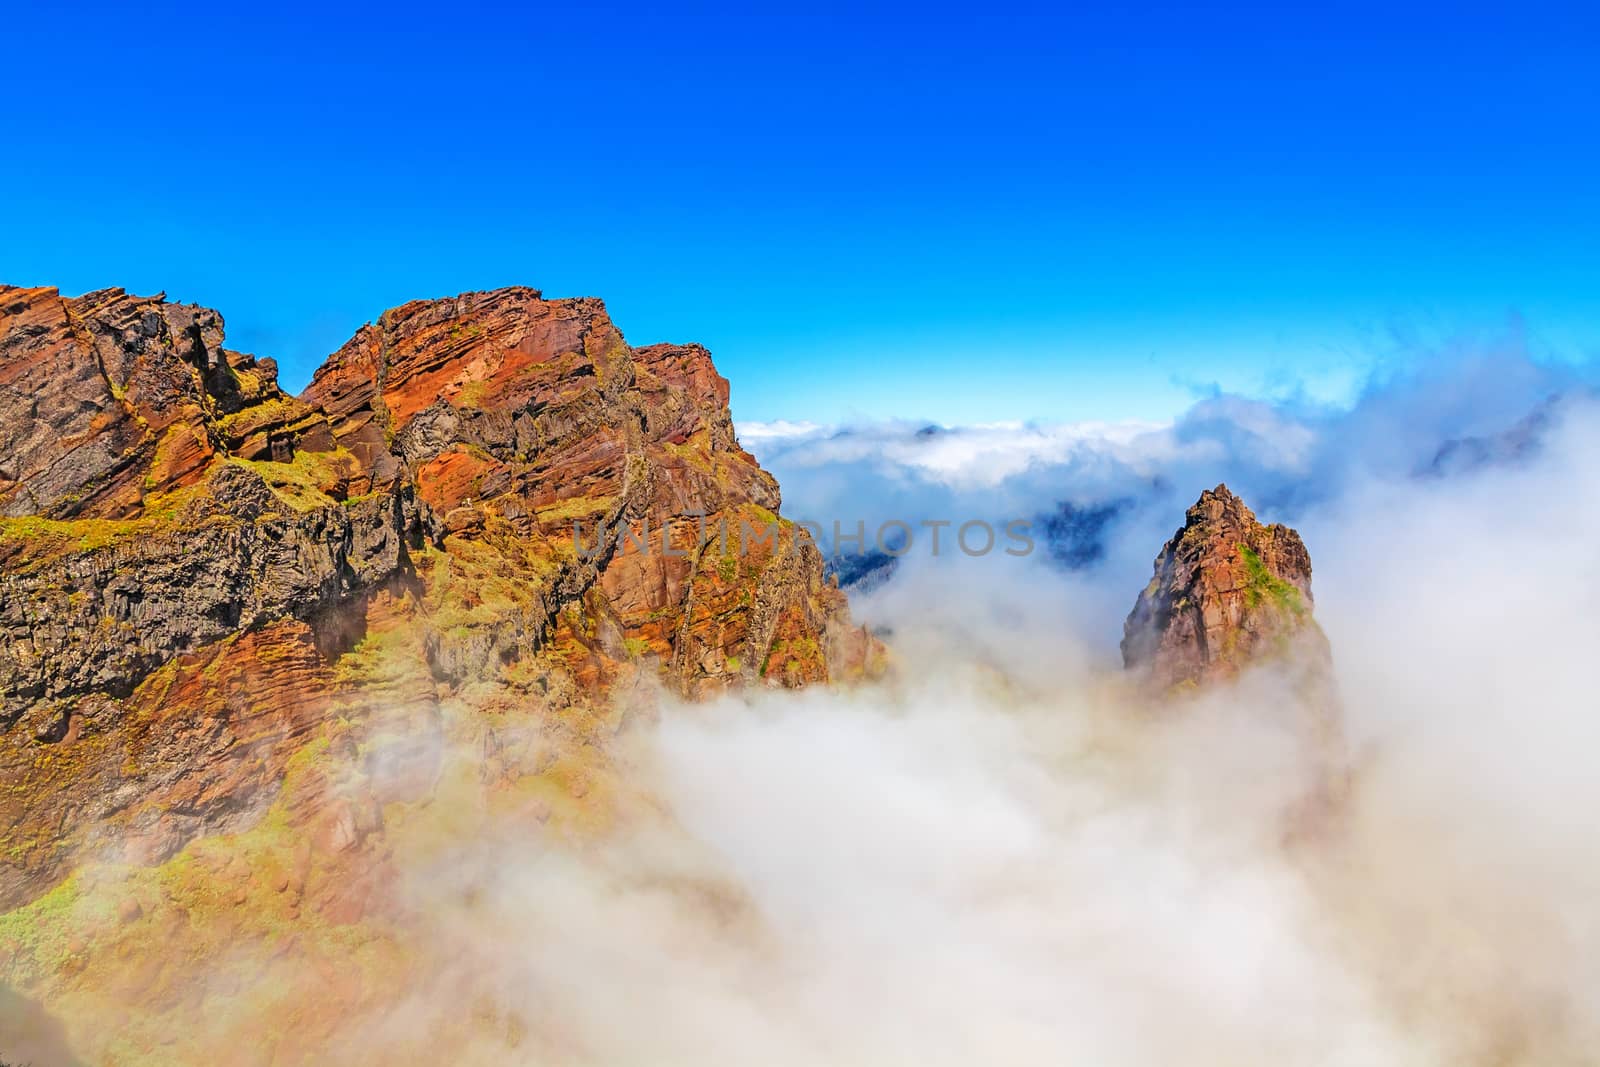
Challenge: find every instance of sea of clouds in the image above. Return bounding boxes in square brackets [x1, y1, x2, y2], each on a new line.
[322, 332, 1600, 1066]
[30, 333, 1599, 1067]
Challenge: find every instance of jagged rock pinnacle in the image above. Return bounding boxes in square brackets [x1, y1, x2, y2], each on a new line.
[1122, 484, 1329, 689]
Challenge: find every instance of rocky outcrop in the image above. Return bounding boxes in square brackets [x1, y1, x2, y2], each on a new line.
[0, 462, 437, 722]
[0, 286, 330, 519]
[298, 286, 865, 696]
[1122, 484, 1328, 688]
[0, 287, 438, 905]
[0, 282, 869, 908]
[0, 288, 427, 730]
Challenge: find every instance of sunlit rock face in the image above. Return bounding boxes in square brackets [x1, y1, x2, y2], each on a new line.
[0, 283, 870, 910]
[299, 286, 868, 697]
[1122, 484, 1329, 690]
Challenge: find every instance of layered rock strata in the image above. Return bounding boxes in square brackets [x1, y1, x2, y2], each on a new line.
[0, 283, 869, 908]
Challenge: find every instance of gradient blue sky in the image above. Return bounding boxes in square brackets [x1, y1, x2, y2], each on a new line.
[3, 3, 1596, 425]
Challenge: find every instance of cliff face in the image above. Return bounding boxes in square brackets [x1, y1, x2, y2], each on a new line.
[297, 287, 858, 694]
[1122, 485, 1328, 689]
[0, 286, 334, 519]
[0, 284, 867, 910]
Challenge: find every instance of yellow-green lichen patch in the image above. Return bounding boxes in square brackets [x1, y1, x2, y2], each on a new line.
[1239, 544, 1306, 617]
[235, 448, 358, 513]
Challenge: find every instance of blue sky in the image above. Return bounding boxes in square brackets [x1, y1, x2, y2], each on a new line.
[3, 3, 1596, 425]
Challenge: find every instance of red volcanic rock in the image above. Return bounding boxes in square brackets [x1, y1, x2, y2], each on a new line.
[0, 285, 328, 518]
[0, 282, 872, 909]
[0, 285, 186, 519]
[1122, 484, 1329, 689]
[298, 287, 849, 692]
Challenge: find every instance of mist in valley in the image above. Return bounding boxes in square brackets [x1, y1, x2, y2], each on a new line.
[320, 345, 1600, 1065]
[7, 342, 1600, 1067]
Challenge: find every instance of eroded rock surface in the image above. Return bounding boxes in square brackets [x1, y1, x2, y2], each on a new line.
[1122, 484, 1328, 688]
[0, 283, 870, 909]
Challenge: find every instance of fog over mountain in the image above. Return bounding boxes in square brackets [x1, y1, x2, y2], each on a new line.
[330, 337, 1600, 1065]
[745, 334, 1600, 657]
[352, 365, 1600, 1064]
[4, 292, 1598, 1065]
[5, 1, 1598, 1059]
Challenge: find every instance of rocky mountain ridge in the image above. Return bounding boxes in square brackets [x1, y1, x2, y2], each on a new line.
[0, 283, 871, 909]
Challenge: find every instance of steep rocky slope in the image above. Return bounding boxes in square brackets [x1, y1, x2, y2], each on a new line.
[0, 283, 870, 913]
[1122, 484, 1329, 688]
[298, 287, 860, 694]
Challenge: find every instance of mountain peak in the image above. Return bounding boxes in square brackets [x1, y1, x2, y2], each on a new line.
[1122, 486, 1326, 689]
[0, 280, 874, 908]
